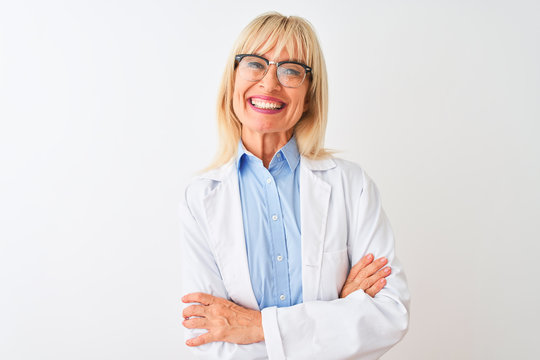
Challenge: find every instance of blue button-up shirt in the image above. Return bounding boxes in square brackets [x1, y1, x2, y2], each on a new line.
[237, 136, 303, 310]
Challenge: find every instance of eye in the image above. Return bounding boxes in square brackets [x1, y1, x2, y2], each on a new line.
[245, 61, 265, 70]
[242, 56, 266, 71]
[279, 63, 304, 78]
[282, 68, 301, 76]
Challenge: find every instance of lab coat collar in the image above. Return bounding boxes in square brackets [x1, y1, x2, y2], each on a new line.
[200, 159, 259, 309]
[301, 156, 336, 171]
[298, 156, 334, 301]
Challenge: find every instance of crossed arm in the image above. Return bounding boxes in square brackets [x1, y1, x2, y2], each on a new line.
[181, 253, 391, 347]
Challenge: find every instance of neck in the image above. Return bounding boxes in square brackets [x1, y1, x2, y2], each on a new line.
[241, 128, 293, 168]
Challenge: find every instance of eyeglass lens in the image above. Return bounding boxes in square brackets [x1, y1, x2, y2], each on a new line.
[238, 56, 307, 88]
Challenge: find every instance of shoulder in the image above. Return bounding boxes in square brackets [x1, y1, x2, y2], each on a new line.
[183, 160, 236, 209]
[332, 157, 367, 178]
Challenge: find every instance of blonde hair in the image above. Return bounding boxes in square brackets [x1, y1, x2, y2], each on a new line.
[208, 12, 330, 169]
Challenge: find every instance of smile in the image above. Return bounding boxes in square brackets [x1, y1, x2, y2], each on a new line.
[248, 96, 286, 114]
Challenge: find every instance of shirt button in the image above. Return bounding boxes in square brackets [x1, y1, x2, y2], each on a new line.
[279, 294, 286, 301]
[277, 153, 282, 158]
[272, 214, 278, 221]
[266, 178, 272, 184]
[277, 255, 283, 262]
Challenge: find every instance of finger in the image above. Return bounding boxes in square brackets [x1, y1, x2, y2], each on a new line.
[346, 253, 374, 283]
[182, 292, 215, 306]
[182, 317, 208, 330]
[365, 278, 387, 298]
[356, 256, 388, 281]
[182, 304, 206, 319]
[362, 266, 392, 289]
[186, 332, 213, 347]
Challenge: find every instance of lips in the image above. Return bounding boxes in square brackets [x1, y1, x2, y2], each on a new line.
[248, 95, 286, 114]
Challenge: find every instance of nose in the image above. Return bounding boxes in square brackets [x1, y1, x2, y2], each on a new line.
[258, 64, 281, 92]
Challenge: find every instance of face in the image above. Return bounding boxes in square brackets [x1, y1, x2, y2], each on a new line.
[232, 47, 310, 138]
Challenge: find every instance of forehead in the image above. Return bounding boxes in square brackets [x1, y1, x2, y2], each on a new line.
[254, 46, 292, 62]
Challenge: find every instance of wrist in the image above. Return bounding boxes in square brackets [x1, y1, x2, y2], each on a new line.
[254, 310, 264, 342]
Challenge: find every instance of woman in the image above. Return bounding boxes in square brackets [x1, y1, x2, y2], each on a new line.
[180, 12, 410, 360]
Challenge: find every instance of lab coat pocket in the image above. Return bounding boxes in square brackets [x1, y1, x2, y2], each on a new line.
[319, 248, 350, 301]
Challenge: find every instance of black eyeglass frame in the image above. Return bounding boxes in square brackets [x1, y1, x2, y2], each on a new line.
[234, 54, 312, 87]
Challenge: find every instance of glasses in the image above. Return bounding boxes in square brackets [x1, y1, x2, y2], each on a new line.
[234, 54, 312, 88]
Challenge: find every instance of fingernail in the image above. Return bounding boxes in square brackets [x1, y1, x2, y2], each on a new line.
[366, 253, 373, 260]
[379, 257, 387, 263]
[384, 267, 391, 273]
[380, 278, 386, 284]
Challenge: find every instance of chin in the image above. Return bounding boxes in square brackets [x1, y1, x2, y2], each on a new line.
[243, 118, 281, 133]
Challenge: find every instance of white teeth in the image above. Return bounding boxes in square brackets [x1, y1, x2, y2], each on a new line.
[250, 99, 283, 110]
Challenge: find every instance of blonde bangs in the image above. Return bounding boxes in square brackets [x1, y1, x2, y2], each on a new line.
[238, 19, 310, 66]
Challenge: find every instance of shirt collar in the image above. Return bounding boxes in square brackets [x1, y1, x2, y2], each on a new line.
[278, 135, 300, 171]
[236, 135, 300, 172]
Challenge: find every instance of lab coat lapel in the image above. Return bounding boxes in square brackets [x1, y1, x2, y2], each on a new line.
[202, 161, 259, 310]
[300, 157, 333, 302]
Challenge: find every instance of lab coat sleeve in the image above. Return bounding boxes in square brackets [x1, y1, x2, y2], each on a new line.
[261, 170, 410, 360]
[179, 185, 268, 360]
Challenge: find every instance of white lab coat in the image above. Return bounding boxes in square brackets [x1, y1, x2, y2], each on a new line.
[180, 156, 410, 360]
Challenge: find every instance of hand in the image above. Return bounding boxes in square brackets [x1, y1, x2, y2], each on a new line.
[339, 253, 391, 298]
[182, 292, 264, 346]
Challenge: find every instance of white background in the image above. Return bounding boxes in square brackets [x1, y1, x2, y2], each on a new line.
[1, 0, 539, 359]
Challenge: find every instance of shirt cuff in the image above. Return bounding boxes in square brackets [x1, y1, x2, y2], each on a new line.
[261, 306, 286, 360]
